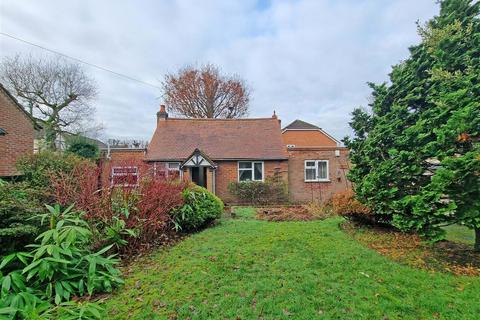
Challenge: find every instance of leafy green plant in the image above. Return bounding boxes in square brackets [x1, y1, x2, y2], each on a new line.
[54, 301, 104, 320]
[0, 181, 44, 255]
[65, 135, 100, 160]
[16, 151, 91, 190]
[103, 209, 138, 250]
[171, 185, 223, 231]
[0, 205, 123, 319]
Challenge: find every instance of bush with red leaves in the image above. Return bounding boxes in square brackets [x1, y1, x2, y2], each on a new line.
[49, 158, 188, 254]
[331, 189, 372, 220]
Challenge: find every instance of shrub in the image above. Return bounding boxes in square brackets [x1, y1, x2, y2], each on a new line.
[48, 159, 187, 253]
[0, 181, 44, 255]
[172, 185, 224, 231]
[16, 152, 91, 190]
[65, 135, 100, 160]
[48, 160, 101, 213]
[125, 178, 186, 250]
[228, 176, 288, 205]
[0, 205, 122, 319]
[331, 189, 372, 221]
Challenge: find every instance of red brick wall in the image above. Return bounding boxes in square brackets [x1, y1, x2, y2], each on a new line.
[215, 160, 288, 204]
[282, 130, 337, 147]
[0, 90, 35, 177]
[99, 149, 146, 186]
[287, 147, 350, 203]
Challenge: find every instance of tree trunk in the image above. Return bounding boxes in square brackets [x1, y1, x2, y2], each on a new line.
[475, 226, 480, 252]
[45, 123, 58, 151]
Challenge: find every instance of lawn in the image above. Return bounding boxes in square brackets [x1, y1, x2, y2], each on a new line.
[103, 208, 480, 319]
[443, 224, 475, 245]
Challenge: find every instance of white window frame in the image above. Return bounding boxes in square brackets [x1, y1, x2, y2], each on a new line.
[153, 162, 182, 179]
[111, 166, 139, 186]
[167, 162, 182, 178]
[304, 160, 329, 182]
[238, 161, 264, 182]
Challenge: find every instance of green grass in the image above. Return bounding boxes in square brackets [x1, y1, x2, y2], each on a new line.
[104, 209, 480, 319]
[443, 224, 475, 245]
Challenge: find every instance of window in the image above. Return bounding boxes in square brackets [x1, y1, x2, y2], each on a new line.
[238, 161, 263, 182]
[112, 166, 138, 186]
[304, 160, 329, 182]
[167, 162, 181, 178]
[153, 162, 181, 179]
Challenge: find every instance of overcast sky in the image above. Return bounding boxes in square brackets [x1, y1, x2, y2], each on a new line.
[1, 0, 439, 142]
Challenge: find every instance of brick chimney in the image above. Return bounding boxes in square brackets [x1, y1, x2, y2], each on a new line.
[272, 110, 281, 126]
[157, 104, 168, 122]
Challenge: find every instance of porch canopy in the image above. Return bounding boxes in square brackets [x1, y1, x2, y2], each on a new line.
[181, 148, 216, 168]
[181, 149, 216, 191]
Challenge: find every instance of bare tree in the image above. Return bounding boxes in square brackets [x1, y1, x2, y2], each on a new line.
[0, 54, 98, 150]
[162, 64, 250, 118]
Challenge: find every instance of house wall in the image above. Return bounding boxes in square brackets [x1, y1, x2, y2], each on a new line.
[215, 160, 289, 204]
[0, 89, 35, 177]
[287, 147, 350, 203]
[282, 130, 337, 147]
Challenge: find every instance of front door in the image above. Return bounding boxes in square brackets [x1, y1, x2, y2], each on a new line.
[191, 167, 207, 188]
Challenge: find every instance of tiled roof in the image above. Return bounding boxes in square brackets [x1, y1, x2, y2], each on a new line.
[146, 118, 287, 161]
[283, 119, 320, 130]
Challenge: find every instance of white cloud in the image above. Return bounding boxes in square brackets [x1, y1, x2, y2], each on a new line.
[0, 0, 438, 141]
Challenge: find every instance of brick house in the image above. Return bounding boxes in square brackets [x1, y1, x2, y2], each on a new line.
[282, 120, 351, 203]
[105, 105, 350, 204]
[0, 84, 40, 177]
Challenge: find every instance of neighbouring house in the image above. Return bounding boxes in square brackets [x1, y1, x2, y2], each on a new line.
[0, 83, 40, 177]
[103, 105, 350, 204]
[34, 129, 107, 152]
[282, 119, 350, 203]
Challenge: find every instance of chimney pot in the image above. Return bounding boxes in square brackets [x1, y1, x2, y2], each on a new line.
[272, 110, 277, 119]
[157, 104, 168, 121]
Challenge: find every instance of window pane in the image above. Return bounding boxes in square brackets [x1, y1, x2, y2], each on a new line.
[168, 162, 180, 169]
[318, 161, 328, 179]
[305, 168, 316, 181]
[306, 161, 315, 167]
[239, 169, 252, 181]
[239, 162, 252, 169]
[254, 163, 263, 181]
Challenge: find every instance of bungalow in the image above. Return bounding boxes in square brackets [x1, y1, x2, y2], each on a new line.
[106, 105, 350, 204]
[0, 84, 40, 177]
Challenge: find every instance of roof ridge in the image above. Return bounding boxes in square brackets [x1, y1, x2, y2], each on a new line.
[283, 119, 320, 130]
[166, 117, 278, 121]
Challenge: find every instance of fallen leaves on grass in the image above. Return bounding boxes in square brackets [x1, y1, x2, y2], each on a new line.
[342, 220, 480, 276]
[256, 206, 333, 221]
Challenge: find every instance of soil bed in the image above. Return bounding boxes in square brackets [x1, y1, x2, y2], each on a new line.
[256, 206, 320, 221]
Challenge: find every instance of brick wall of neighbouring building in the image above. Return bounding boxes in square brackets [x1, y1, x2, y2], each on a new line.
[215, 160, 289, 204]
[99, 149, 147, 186]
[282, 130, 337, 147]
[0, 87, 36, 177]
[287, 147, 351, 203]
